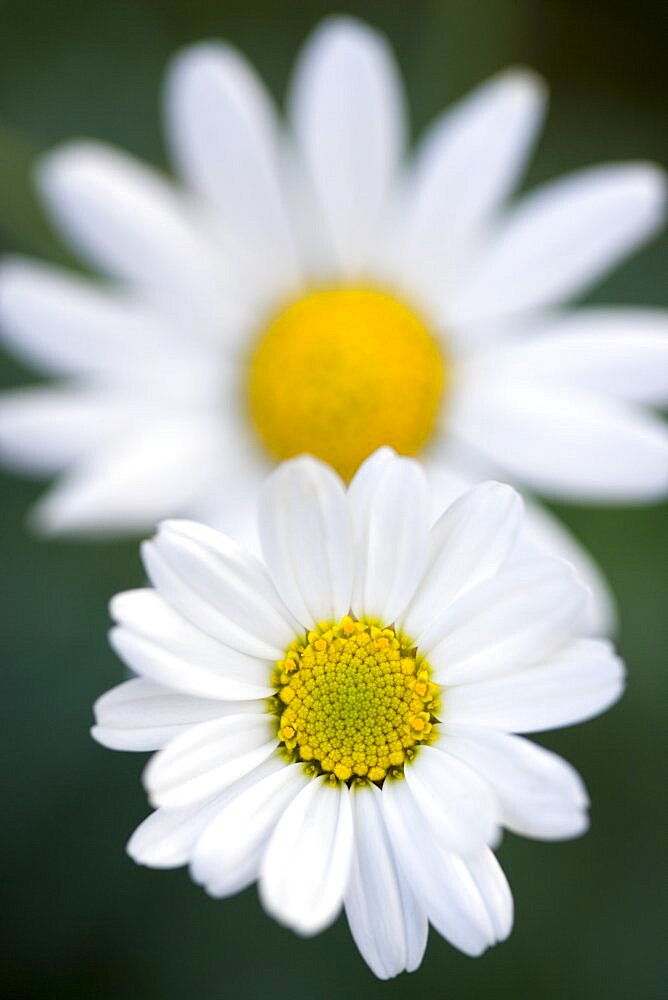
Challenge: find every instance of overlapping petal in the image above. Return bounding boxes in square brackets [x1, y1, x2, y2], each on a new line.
[288, 16, 405, 274]
[259, 775, 353, 936]
[344, 784, 427, 980]
[349, 448, 430, 622]
[259, 456, 353, 626]
[444, 637, 624, 732]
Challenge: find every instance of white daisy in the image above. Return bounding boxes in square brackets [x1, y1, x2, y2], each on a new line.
[1, 16, 667, 631]
[93, 448, 624, 979]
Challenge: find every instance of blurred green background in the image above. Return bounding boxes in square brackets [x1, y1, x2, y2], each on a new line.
[1, 1, 666, 997]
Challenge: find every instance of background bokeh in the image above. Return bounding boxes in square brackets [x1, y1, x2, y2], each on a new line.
[1, 1, 666, 997]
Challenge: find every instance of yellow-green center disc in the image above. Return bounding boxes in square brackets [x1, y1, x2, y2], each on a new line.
[273, 616, 440, 784]
[248, 287, 447, 481]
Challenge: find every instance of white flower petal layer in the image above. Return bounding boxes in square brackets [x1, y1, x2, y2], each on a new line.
[349, 448, 429, 623]
[128, 797, 229, 870]
[29, 419, 220, 536]
[0, 388, 133, 476]
[289, 16, 404, 274]
[92, 677, 259, 751]
[450, 380, 668, 502]
[0, 258, 185, 376]
[463, 849, 513, 943]
[144, 713, 277, 809]
[400, 481, 522, 639]
[38, 142, 224, 319]
[128, 754, 285, 868]
[191, 761, 309, 898]
[110, 589, 273, 701]
[143, 519, 298, 659]
[452, 163, 666, 323]
[444, 637, 624, 732]
[344, 783, 427, 980]
[404, 744, 498, 855]
[423, 461, 615, 636]
[259, 456, 353, 627]
[420, 560, 588, 685]
[473, 309, 668, 406]
[400, 68, 545, 302]
[166, 42, 300, 296]
[382, 776, 498, 955]
[439, 725, 589, 840]
[510, 493, 616, 636]
[260, 775, 353, 936]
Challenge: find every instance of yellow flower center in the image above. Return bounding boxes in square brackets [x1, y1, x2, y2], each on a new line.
[248, 287, 447, 481]
[272, 616, 440, 784]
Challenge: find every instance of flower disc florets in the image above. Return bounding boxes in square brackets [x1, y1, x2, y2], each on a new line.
[248, 287, 446, 481]
[272, 615, 440, 783]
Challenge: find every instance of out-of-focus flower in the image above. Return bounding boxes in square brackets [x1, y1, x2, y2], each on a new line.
[93, 449, 624, 979]
[1, 17, 666, 630]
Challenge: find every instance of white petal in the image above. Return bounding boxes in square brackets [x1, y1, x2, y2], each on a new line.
[144, 713, 277, 809]
[471, 309, 668, 406]
[421, 559, 589, 685]
[288, 16, 405, 274]
[165, 43, 300, 296]
[444, 636, 625, 732]
[511, 495, 616, 635]
[382, 777, 495, 955]
[259, 456, 353, 627]
[0, 387, 133, 476]
[110, 589, 273, 701]
[128, 754, 283, 867]
[91, 676, 262, 751]
[37, 142, 226, 321]
[405, 745, 498, 854]
[399, 68, 545, 301]
[260, 775, 353, 936]
[463, 850, 513, 942]
[344, 783, 427, 980]
[439, 724, 589, 840]
[423, 459, 616, 635]
[349, 449, 429, 623]
[0, 257, 190, 377]
[144, 519, 298, 659]
[128, 798, 226, 869]
[450, 378, 668, 502]
[191, 761, 308, 898]
[29, 418, 222, 536]
[452, 163, 666, 324]
[400, 481, 522, 639]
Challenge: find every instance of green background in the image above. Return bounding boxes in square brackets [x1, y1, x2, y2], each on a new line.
[1, 1, 666, 997]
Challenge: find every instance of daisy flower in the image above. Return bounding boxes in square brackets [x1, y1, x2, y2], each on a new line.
[1, 16, 666, 630]
[93, 448, 624, 979]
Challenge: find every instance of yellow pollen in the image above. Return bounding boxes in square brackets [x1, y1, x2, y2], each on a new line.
[248, 287, 448, 481]
[272, 618, 440, 785]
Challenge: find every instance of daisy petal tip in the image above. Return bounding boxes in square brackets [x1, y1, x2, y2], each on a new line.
[154, 517, 206, 544]
[473, 479, 524, 513]
[498, 65, 548, 104]
[165, 38, 252, 109]
[619, 161, 667, 227]
[309, 13, 386, 49]
[26, 495, 72, 537]
[263, 451, 346, 498]
[35, 139, 104, 202]
[89, 724, 106, 748]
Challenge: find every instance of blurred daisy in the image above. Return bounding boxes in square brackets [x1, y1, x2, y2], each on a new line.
[93, 449, 624, 979]
[1, 17, 667, 628]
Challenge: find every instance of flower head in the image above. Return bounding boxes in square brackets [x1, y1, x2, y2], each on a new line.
[1, 17, 666, 629]
[93, 448, 624, 978]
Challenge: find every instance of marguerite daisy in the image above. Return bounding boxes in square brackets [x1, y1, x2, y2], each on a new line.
[1, 17, 666, 632]
[93, 448, 624, 979]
